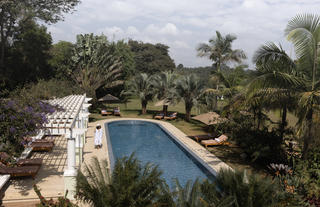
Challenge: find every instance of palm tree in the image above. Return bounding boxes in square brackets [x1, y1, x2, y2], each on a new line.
[197, 31, 246, 110]
[152, 71, 178, 115]
[215, 169, 283, 207]
[72, 34, 123, 101]
[172, 179, 234, 207]
[123, 73, 154, 114]
[250, 42, 304, 139]
[285, 14, 320, 158]
[76, 154, 163, 207]
[197, 31, 246, 74]
[175, 74, 204, 122]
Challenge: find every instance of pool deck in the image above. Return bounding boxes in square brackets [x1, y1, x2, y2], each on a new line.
[2, 136, 67, 206]
[2, 118, 231, 206]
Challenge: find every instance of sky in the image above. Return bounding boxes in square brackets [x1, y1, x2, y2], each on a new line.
[48, 0, 320, 68]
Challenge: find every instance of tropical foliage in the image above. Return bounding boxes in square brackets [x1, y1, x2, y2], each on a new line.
[71, 34, 124, 102]
[123, 73, 155, 114]
[175, 74, 204, 121]
[76, 154, 163, 207]
[0, 98, 56, 154]
[197, 31, 246, 73]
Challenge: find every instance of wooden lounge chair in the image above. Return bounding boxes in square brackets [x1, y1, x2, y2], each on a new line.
[0, 152, 42, 166]
[24, 136, 55, 145]
[31, 142, 54, 152]
[0, 162, 40, 179]
[164, 112, 177, 120]
[101, 109, 112, 116]
[188, 134, 215, 142]
[113, 107, 121, 116]
[200, 134, 229, 147]
[154, 112, 164, 120]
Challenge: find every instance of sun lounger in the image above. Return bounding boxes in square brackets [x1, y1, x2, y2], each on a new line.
[101, 109, 113, 116]
[188, 134, 215, 142]
[0, 162, 40, 179]
[32, 139, 55, 145]
[113, 107, 121, 116]
[200, 134, 229, 147]
[154, 112, 164, 120]
[0, 152, 42, 166]
[31, 142, 54, 152]
[164, 112, 177, 120]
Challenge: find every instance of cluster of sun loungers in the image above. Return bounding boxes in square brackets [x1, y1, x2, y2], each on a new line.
[154, 112, 178, 120]
[189, 134, 230, 147]
[0, 136, 55, 179]
[101, 106, 121, 116]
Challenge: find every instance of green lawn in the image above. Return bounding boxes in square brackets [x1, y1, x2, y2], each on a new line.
[89, 98, 268, 175]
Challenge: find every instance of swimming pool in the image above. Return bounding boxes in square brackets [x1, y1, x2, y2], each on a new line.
[105, 120, 214, 188]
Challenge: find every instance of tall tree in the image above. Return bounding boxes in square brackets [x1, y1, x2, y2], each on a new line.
[0, 0, 80, 67]
[122, 73, 154, 114]
[129, 40, 175, 74]
[152, 71, 178, 115]
[285, 14, 320, 158]
[71, 34, 123, 101]
[5, 19, 52, 88]
[49, 41, 74, 80]
[197, 31, 246, 73]
[175, 74, 204, 121]
[250, 42, 303, 139]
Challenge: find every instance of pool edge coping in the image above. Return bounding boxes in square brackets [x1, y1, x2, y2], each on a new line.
[101, 118, 233, 177]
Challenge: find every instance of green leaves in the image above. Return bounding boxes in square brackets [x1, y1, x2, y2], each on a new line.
[197, 31, 246, 72]
[71, 34, 124, 101]
[175, 74, 204, 121]
[76, 154, 163, 207]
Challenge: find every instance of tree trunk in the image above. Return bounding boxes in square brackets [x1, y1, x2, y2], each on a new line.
[312, 44, 318, 90]
[280, 105, 287, 142]
[302, 109, 313, 159]
[257, 110, 262, 129]
[185, 104, 192, 122]
[162, 105, 168, 116]
[0, 14, 5, 68]
[141, 100, 147, 114]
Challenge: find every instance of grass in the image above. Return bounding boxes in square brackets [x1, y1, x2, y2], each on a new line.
[89, 98, 285, 175]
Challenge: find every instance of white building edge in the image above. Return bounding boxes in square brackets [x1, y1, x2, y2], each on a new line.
[44, 94, 91, 199]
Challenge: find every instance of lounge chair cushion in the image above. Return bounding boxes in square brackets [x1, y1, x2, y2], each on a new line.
[201, 134, 229, 146]
[0, 165, 40, 178]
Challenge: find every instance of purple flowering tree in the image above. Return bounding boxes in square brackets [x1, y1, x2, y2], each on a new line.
[0, 99, 56, 155]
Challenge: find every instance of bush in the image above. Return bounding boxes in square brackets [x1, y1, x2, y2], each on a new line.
[10, 79, 83, 101]
[34, 184, 78, 207]
[293, 149, 320, 204]
[0, 99, 56, 155]
[227, 114, 286, 165]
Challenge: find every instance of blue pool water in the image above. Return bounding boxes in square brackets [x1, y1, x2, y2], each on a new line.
[106, 120, 214, 188]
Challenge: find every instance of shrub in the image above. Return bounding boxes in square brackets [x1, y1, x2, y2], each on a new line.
[226, 114, 286, 165]
[0, 98, 56, 155]
[293, 149, 320, 204]
[10, 79, 83, 101]
[34, 184, 78, 207]
[216, 169, 283, 207]
[76, 154, 163, 207]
